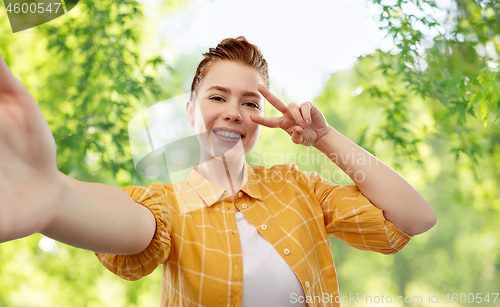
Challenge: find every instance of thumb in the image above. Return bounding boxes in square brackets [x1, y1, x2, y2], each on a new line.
[291, 127, 303, 144]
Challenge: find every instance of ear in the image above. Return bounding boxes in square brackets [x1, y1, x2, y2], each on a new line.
[185, 100, 194, 126]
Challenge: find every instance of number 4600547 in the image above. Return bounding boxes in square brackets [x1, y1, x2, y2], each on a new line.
[444, 293, 498, 304]
[5, 2, 61, 14]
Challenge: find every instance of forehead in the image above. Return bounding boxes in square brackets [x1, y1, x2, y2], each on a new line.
[199, 61, 265, 93]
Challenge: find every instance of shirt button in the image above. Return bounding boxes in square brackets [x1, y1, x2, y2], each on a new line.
[261, 225, 267, 230]
[238, 192, 243, 198]
[284, 248, 290, 255]
[241, 203, 248, 209]
[305, 281, 310, 288]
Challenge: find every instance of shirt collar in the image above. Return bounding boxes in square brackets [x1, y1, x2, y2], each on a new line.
[186, 161, 262, 207]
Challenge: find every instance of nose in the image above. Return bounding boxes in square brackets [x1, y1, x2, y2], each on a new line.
[223, 102, 243, 122]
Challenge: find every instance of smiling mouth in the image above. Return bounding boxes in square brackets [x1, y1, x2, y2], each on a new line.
[212, 130, 244, 139]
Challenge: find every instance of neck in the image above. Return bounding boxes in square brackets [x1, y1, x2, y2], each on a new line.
[196, 154, 245, 196]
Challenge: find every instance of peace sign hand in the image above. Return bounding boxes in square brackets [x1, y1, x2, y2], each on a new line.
[250, 84, 331, 147]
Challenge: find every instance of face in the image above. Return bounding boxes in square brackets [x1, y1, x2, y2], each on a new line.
[185, 60, 265, 161]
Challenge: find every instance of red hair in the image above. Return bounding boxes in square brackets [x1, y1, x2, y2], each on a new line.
[190, 36, 269, 101]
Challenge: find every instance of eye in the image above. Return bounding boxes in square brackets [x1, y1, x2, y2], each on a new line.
[244, 102, 259, 109]
[210, 96, 224, 101]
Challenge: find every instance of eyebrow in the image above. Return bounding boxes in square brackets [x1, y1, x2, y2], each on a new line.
[206, 85, 262, 99]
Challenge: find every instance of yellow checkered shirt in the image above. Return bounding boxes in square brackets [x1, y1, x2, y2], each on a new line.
[95, 162, 412, 307]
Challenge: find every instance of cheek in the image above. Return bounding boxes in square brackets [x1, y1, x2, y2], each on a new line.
[248, 122, 261, 140]
[195, 106, 216, 131]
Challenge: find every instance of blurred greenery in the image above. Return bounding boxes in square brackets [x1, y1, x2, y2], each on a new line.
[0, 0, 499, 306]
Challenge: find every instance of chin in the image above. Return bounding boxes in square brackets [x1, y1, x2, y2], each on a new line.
[198, 142, 246, 162]
[214, 145, 246, 161]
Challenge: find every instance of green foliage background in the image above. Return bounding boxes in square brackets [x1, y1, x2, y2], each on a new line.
[0, 0, 499, 306]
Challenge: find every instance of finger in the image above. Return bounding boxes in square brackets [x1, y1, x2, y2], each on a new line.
[291, 126, 303, 144]
[300, 102, 312, 125]
[287, 103, 307, 128]
[0, 56, 48, 140]
[0, 53, 24, 94]
[250, 114, 282, 128]
[257, 84, 288, 114]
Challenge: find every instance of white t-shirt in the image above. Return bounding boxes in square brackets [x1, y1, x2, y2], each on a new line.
[235, 207, 308, 307]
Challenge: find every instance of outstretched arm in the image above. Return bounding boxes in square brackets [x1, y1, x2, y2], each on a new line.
[42, 173, 156, 254]
[251, 84, 436, 236]
[0, 53, 155, 254]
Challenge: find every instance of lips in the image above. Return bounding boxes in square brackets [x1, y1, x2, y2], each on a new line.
[211, 127, 245, 138]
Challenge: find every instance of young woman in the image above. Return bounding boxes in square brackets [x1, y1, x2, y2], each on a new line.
[0, 36, 436, 307]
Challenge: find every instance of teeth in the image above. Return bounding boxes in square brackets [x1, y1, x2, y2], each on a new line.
[214, 130, 241, 139]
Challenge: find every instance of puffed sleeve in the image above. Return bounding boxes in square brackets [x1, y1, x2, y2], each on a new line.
[321, 184, 412, 254]
[95, 185, 171, 281]
[291, 163, 412, 255]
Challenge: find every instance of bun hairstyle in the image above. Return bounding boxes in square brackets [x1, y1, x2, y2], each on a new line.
[189, 36, 269, 101]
